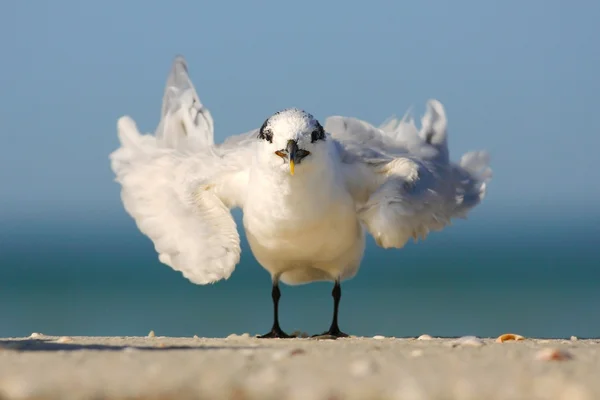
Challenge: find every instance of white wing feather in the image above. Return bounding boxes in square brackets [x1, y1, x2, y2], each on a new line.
[109, 57, 252, 284]
[155, 56, 215, 152]
[327, 100, 492, 249]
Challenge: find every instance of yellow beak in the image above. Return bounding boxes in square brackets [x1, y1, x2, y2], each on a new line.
[289, 160, 295, 176]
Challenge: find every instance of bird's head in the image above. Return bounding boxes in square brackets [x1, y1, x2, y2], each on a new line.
[256, 108, 327, 176]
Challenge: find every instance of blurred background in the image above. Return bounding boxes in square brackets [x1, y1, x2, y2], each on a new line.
[1, 0, 598, 339]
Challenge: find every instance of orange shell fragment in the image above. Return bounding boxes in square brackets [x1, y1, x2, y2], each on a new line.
[535, 348, 573, 361]
[496, 333, 525, 343]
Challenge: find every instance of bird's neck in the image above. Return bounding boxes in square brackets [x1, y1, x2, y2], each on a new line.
[246, 154, 345, 220]
[257, 161, 334, 194]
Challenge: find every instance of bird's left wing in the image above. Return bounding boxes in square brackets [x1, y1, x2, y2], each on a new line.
[109, 57, 254, 284]
[327, 100, 492, 249]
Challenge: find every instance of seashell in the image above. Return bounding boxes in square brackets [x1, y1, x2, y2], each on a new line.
[372, 335, 385, 340]
[454, 336, 484, 347]
[535, 348, 573, 361]
[496, 333, 525, 343]
[417, 334, 433, 340]
[147, 330, 155, 338]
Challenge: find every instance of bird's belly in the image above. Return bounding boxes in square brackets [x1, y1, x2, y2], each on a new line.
[243, 202, 364, 284]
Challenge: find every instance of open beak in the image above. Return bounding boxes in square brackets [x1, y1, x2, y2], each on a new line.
[286, 140, 298, 176]
[274, 140, 310, 176]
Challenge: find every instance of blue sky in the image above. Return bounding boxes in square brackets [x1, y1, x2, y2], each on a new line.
[1, 0, 599, 222]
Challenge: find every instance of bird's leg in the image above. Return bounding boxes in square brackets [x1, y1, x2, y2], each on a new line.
[313, 280, 349, 338]
[258, 278, 292, 339]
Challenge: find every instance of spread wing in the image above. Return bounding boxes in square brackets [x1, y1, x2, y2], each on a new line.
[327, 100, 492, 248]
[109, 56, 255, 284]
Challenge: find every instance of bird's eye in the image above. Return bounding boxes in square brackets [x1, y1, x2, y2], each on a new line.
[311, 130, 320, 143]
[258, 128, 273, 143]
[258, 118, 274, 143]
[310, 123, 325, 143]
[263, 131, 273, 143]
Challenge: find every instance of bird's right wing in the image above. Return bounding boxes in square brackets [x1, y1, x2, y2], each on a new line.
[109, 57, 255, 285]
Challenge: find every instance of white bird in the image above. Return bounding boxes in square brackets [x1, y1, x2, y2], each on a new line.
[109, 56, 492, 338]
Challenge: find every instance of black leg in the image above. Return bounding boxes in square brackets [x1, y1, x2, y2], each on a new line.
[313, 280, 349, 338]
[258, 278, 292, 339]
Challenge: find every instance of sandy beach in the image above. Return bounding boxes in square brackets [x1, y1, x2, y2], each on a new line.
[1, 334, 599, 400]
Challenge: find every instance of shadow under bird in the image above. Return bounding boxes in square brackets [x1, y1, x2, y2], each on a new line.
[109, 56, 492, 338]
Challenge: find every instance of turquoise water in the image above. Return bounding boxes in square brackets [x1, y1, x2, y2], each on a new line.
[1, 211, 598, 339]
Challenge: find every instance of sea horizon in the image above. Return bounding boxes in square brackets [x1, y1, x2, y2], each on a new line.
[1, 208, 598, 339]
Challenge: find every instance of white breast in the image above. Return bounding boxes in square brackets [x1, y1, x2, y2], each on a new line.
[242, 148, 365, 285]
